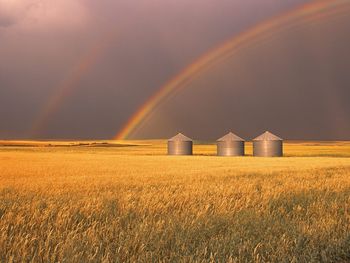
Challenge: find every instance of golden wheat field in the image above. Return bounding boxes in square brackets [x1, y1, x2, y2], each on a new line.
[1, 140, 350, 262]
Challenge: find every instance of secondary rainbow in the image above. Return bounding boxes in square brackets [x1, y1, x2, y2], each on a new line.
[115, 0, 350, 140]
[30, 33, 114, 137]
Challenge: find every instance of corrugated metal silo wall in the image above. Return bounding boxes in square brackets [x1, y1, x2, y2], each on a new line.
[253, 141, 283, 157]
[217, 141, 245, 156]
[168, 141, 193, 155]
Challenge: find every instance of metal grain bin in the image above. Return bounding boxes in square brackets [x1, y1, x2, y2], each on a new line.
[253, 131, 283, 157]
[217, 132, 245, 156]
[168, 133, 193, 155]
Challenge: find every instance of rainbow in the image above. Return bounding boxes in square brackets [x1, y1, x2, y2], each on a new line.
[115, 0, 350, 140]
[30, 33, 114, 137]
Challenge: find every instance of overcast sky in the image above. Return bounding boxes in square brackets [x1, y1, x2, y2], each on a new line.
[0, 0, 349, 140]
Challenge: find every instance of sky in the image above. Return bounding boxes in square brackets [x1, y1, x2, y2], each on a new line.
[0, 0, 349, 140]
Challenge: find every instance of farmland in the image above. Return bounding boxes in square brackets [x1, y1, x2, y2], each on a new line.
[1, 140, 350, 262]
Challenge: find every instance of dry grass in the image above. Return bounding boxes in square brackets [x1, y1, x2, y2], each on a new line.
[0, 141, 350, 262]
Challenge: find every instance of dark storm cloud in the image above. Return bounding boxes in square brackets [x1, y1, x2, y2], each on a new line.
[0, 4, 18, 27]
[2, 0, 349, 140]
[0, 1, 35, 27]
[0, 15, 15, 27]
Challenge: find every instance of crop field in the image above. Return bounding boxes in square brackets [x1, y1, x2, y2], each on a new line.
[1, 140, 350, 262]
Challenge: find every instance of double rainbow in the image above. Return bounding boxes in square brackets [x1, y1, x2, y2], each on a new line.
[29, 1, 350, 139]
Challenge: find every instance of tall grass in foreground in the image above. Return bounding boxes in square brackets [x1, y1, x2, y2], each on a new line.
[0, 142, 350, 262]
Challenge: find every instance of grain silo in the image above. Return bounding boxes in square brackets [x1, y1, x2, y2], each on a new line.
[217, 132, 245, 156]
[168, 133, 193, 155]
[253, 131, 283, 157]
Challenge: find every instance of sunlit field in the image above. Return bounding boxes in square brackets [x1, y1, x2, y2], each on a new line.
[1, 140, 350, 262]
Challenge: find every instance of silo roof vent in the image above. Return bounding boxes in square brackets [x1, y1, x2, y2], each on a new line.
[168, 133, 193, 142]
[217, 132, 245, 142]
[253, 131, 283, 141]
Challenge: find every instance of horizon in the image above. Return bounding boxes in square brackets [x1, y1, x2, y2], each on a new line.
[1, 0, 350, 141]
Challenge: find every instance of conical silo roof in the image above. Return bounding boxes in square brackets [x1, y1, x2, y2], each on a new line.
[217, 132, 244, 142]
[168, 133, 193, 142]
[253, 131, 282, 141]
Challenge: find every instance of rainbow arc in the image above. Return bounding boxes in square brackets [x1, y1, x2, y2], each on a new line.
[115, 0, 350, 140]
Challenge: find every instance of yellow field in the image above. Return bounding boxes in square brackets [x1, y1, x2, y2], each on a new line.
[1, 141, 350, 262]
